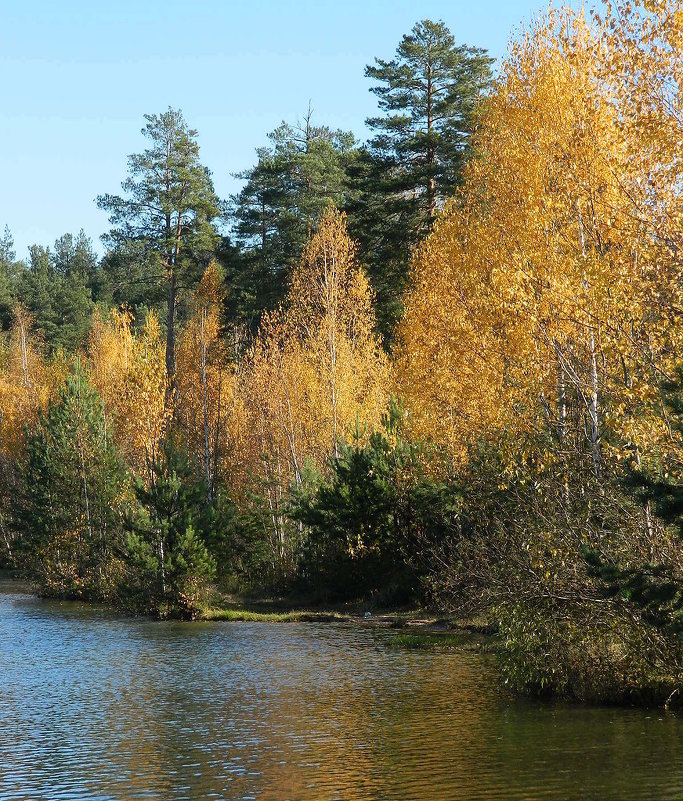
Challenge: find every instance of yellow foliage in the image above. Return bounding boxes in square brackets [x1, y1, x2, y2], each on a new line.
[242, 209, 389, 527]
[395, 5, 683, 475]
[176, 261, 244, 495]
[0, 308, 66, 460]
[88, 307, 169, 476]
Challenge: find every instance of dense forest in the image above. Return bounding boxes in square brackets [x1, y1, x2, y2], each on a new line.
[1, 1, 682, 705]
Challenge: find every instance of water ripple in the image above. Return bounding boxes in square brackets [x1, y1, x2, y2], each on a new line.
[0, 583, 681, 801]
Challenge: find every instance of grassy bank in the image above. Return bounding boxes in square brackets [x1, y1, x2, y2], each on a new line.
[198, 594, 495, 634]
[199, 607, 350, 623]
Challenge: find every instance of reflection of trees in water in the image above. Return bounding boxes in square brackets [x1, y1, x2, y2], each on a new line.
[1, 604, 681, 801]
[196, 635, 496, 800]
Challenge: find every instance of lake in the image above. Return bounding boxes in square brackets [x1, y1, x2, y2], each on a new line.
[0, 581, 681, 800]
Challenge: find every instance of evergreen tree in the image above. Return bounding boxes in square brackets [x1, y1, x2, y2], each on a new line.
[98, 108, 221, 391]
[294, 400, 458, 602]
[228, 111, 357, 328]
[52, 230, 98, 279]
[588, 367, 683, 636]
[366, 19, 492, 227]
[15, 363, 127, 599]
[344, 149, 408, 339]
[125, 433, 215, 618]
[355, 20, 492, 338]
[17, 240, 94, 352]
[96, 241, 168, 325]
[0, 226, 19, 331]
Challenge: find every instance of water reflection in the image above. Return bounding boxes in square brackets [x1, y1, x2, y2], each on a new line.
[0, 583, 680, 801]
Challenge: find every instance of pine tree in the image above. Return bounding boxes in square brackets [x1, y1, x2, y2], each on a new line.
[125, 433, 215, 618]
[15, 362, 127, 599]
[0, 226, 18, 331]
[52, 230, 98, 279]
[293, 400, 416, 599]
[355, 20, 492, 338]
[588, 367, 683, 636]
[228, 112, 357, 328]
[98, 108, 221, 395]
[366, 19, 492, 225]
[16, 239, 94, 352]
[95, 241, 167, 324]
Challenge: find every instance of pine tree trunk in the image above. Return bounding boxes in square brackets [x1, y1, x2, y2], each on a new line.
[426, 61, 436, 223]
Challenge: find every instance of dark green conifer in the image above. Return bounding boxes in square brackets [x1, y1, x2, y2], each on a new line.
[16, 363, 127, 598]
[125, 433, 215, 618]
[351, 20, 493, 339]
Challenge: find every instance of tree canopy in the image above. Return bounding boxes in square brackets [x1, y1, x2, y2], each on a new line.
[97, 108, 221, 390]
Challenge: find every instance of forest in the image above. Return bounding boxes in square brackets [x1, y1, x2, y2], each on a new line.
[1, 0, 682, 706]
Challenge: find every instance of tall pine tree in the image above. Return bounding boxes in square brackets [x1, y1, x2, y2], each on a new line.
[353, 20, 492, 338]
[98, 108, 221, 394]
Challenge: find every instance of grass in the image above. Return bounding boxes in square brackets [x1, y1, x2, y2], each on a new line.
[198, 595, 497, 643]
[199, 607, 350, 623]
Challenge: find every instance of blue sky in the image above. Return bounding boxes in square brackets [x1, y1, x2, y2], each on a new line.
[1, 1, 585, 259]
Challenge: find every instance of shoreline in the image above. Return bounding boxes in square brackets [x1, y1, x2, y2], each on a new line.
[2, 578, 680, 708]
[0, 573, 492, 642]
[197, 592, 495, 636]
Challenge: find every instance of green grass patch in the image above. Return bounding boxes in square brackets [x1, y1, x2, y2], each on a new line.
[199, 607, 349, 623]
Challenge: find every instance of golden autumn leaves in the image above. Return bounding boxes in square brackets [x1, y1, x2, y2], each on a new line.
[0, 211, 388, 549]
[2, 0, 683, 588]
[249, 210, 387, 485]
[395, 1, 683, 480]
[244, 211, 388, 556]
[0, 308, 67, 461]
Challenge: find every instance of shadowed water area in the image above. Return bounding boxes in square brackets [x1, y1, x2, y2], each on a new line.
[0, 581, 681, 801]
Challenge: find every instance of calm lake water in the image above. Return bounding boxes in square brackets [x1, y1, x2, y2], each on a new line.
[0, 581, 681, 801]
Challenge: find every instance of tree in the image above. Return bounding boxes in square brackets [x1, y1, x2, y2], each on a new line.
[293, 399, 450, 602]
[52, 230, 98, 278]
[394, 5, 683, 701]
[0, 226, 19, 331]
[0, 308, 66, 566]
[0, 307, 59, 462]
[95, 241, 167, 323]
[578, 0, 683, 646]
[16, 239, 94, 352]
[97, 108, 221, 395]
[176, 260, 232, 501]
[228, 112, 357, 327]
[587, 365, 683, 638]
[366, 19, 492, 223]
[356, 20, 492, 337]
[241, 208, 388, 581]
[125, 433, 215, 618]
[288, 207, 387, 458]
[15, 363, 127, 599]
[88, 308, 169, 479]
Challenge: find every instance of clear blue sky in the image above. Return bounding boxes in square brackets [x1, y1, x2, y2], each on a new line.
[1, 0, 585, 259]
